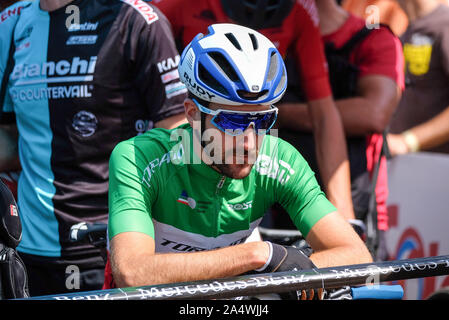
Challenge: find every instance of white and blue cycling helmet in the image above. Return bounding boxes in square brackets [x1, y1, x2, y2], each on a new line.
[178, 23, 287, 106]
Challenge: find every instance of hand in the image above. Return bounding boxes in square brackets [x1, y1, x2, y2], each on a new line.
[386, 133, 409, 156]
[255, 242, 324, 300]
[255, 242, 316, 273]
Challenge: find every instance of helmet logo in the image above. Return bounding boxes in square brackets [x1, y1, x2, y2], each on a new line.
[183, 72, 216, 100]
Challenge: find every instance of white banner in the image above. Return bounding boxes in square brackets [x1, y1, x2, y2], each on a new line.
[386, 152, 449, 299]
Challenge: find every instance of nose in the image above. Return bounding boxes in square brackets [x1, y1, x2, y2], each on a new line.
[242, 123, 257, 151]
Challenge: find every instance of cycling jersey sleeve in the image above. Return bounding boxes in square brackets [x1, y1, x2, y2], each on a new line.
[108, 138, 159, 240]
[274, 139, 337, 238]
[151, 0, 184, 40]
[0, 2, 29, 120]
[122, 3, 187, 124]
[292, 1, 332, 101]
[355, 26, 405, 89]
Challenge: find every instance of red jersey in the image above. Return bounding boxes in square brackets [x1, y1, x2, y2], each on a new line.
[322, 14, 404, 89]
[153, 0, 332, 101]
[323, 14, 404, 231]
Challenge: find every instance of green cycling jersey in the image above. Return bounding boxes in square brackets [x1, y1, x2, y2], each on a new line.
[108, 123, 336, 252]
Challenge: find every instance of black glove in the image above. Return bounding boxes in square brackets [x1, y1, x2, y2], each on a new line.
[255, 242, 322, 300]
[255, 242, 316, 273]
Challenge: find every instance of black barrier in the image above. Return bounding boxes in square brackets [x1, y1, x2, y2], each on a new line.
[19, 255, 449, 300]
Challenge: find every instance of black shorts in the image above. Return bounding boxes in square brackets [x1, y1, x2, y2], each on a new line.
[18, 252, 105, 297]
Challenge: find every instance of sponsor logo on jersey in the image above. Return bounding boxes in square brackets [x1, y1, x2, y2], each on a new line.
[228, 201, 253, 211]
[68, 22, 99, 32]
[165, 81, 187, 99]
[0, 5, 25, 23]
[11, 56, 97, 85]
[158, 236, 248, 252]
[10, 85, 93, 102]
[72, 111, 98, 137]
[141, 144, 185, 188]
[157, 55, 180, 73]
[15, 42, 30, 53]
[121, 0, 159, 25]
[15, 26, 33, 44]
[10, 205, 18, 217]
[135, 119, 153, 135]
[177, 190, 196, 209]
[66, 35, 98, 46]
[161, 69, 180, 84]
[254, 154, 295, 185]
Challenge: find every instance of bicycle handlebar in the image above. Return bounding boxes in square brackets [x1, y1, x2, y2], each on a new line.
[69, 222, 107, 247]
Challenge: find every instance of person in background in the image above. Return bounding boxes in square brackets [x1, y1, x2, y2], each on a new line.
[0, 0, 186, 296]
[342, 0, 409, 36]
[154, 0, 357, 227]
[274, 0, 404, 261]
[387, 0, 449, 156]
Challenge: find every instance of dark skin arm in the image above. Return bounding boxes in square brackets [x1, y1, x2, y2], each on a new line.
[278, 75, 401, 136]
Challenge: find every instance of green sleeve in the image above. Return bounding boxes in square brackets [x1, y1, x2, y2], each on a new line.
[108, 140, 157, 240]
[276, 140, 336, 238]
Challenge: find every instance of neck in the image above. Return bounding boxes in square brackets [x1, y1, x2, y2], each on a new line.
[399, 0, 440, 22]
[40, 0, 75, 12]
[315, 0, 349, 36]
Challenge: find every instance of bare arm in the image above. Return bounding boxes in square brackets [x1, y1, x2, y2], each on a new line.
[110, 232, 269, 288]
[307, 211, 373, 268]
[0, 124, 20, 171]
[336, 75, 401, 136]
[387, 105, 449, 156]
[307, 96, 355, 220]
[278, 75, 401, 136]
[110, 213, 372, 288]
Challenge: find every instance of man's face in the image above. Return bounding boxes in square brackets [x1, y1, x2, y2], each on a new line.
[191, 101, 272, 179]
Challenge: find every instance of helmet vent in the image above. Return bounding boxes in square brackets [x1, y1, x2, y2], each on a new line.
[198, 63, 229, 96]
[237, 90, 268, 101]
[207, 51, 240, 82]
[249, 33, 259, 50]
[224, 33, 242, 51]
[266, 51, 278, 82]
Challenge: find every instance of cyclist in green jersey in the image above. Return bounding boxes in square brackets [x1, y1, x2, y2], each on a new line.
[105, 24, 372, 294]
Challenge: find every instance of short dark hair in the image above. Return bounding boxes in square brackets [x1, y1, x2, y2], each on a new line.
[188, 91, 210, 108]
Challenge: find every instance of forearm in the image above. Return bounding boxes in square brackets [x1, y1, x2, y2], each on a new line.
[277, 102, 313, 132]
[310, 242, 372, 268]
[405, 106, 449, 151]
[308, 98, 355, 220]
[306, 212, 373, 268]
[112, 241, 269, 288]
[336, 97, 392, 136]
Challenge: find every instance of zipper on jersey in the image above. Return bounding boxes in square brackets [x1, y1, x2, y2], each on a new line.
[214, 175, 226, 236]
[216, 175, 226, 193]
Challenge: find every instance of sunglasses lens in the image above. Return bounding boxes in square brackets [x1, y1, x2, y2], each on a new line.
[213, 111, 277, 135]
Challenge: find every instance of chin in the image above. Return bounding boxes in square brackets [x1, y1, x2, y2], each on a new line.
[215, 163, 253, 179]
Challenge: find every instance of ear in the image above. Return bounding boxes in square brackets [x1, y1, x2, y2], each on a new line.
[184, 98, 199, 126]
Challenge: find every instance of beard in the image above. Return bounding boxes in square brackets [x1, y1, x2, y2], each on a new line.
[213, 162, 254, 179]
[211, 148, 258, 179]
